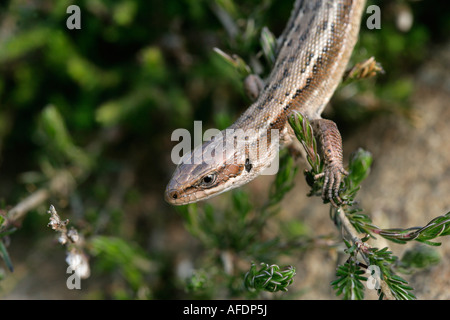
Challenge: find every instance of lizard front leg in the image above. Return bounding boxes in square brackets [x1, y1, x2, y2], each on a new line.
[310, 118, 348, 207]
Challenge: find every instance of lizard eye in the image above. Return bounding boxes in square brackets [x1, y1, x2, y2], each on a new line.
[200, 173, 217, 188]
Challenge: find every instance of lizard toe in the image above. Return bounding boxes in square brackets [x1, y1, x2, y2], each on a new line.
[317, 164, 347, 207]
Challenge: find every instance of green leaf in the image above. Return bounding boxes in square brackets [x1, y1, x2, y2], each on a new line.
[374, 212, 450, 246]
[346, 148, 373, 191]
[89, 236, 153, 291]
[38, 105, 93, 171]
[332, 260, 366, 300]
[266, 150, 298, 206]
[0, 241, 14, 272]
[185, 269, 209, 293]
[260, 27, 277, 66]
[213, 48, 252, 78]
[397, 245, 440, 273]
[288, 112, 321, 174]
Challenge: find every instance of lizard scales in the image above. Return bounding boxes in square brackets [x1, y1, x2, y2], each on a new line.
[166, 0, 366, 205]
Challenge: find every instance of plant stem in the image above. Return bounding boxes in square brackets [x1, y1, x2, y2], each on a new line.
[6, 189, 50, 223]
[335, 207, 394, 300]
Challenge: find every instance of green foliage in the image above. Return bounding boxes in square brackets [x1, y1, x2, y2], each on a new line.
[0, 241, 13, 274]
[185, 269, 210, 294]
[244, 262, 296, 293]
[38, 105, 93, 173]
[213, 48, 252, 79]
[374, 212, 450, 246]
[89, 236, 153, 297]
[289, 111, 450, 300]
[398, 245, 441, 274]
[331, 258, 366, 300]
[0, 214, 15, 273]
[288, 112, 322, 177]
[366, 247, 415, 300]
[344, 149, 373, 195]
[265, 150, 298, 209]
[260, 27, 277, 66]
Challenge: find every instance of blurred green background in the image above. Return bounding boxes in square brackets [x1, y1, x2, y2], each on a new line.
[0, 0, 449, 299]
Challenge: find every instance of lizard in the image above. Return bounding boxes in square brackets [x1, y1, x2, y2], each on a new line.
[165, 0, 366, 206]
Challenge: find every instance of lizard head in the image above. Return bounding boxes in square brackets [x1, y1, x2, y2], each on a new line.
[165, 131, 273, 205]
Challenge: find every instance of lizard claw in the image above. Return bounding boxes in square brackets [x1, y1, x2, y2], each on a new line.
[314, 165, 348, 207]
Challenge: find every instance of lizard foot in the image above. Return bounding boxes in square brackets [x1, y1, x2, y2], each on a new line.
[314, 165, 348, 207]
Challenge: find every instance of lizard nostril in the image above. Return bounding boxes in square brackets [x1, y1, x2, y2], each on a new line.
[167, 190, 180, 201]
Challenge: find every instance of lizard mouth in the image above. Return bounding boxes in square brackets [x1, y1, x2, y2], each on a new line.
[164, 185, 201, 205]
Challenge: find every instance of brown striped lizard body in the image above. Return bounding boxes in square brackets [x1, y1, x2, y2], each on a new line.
[165, 0, 366, 206]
